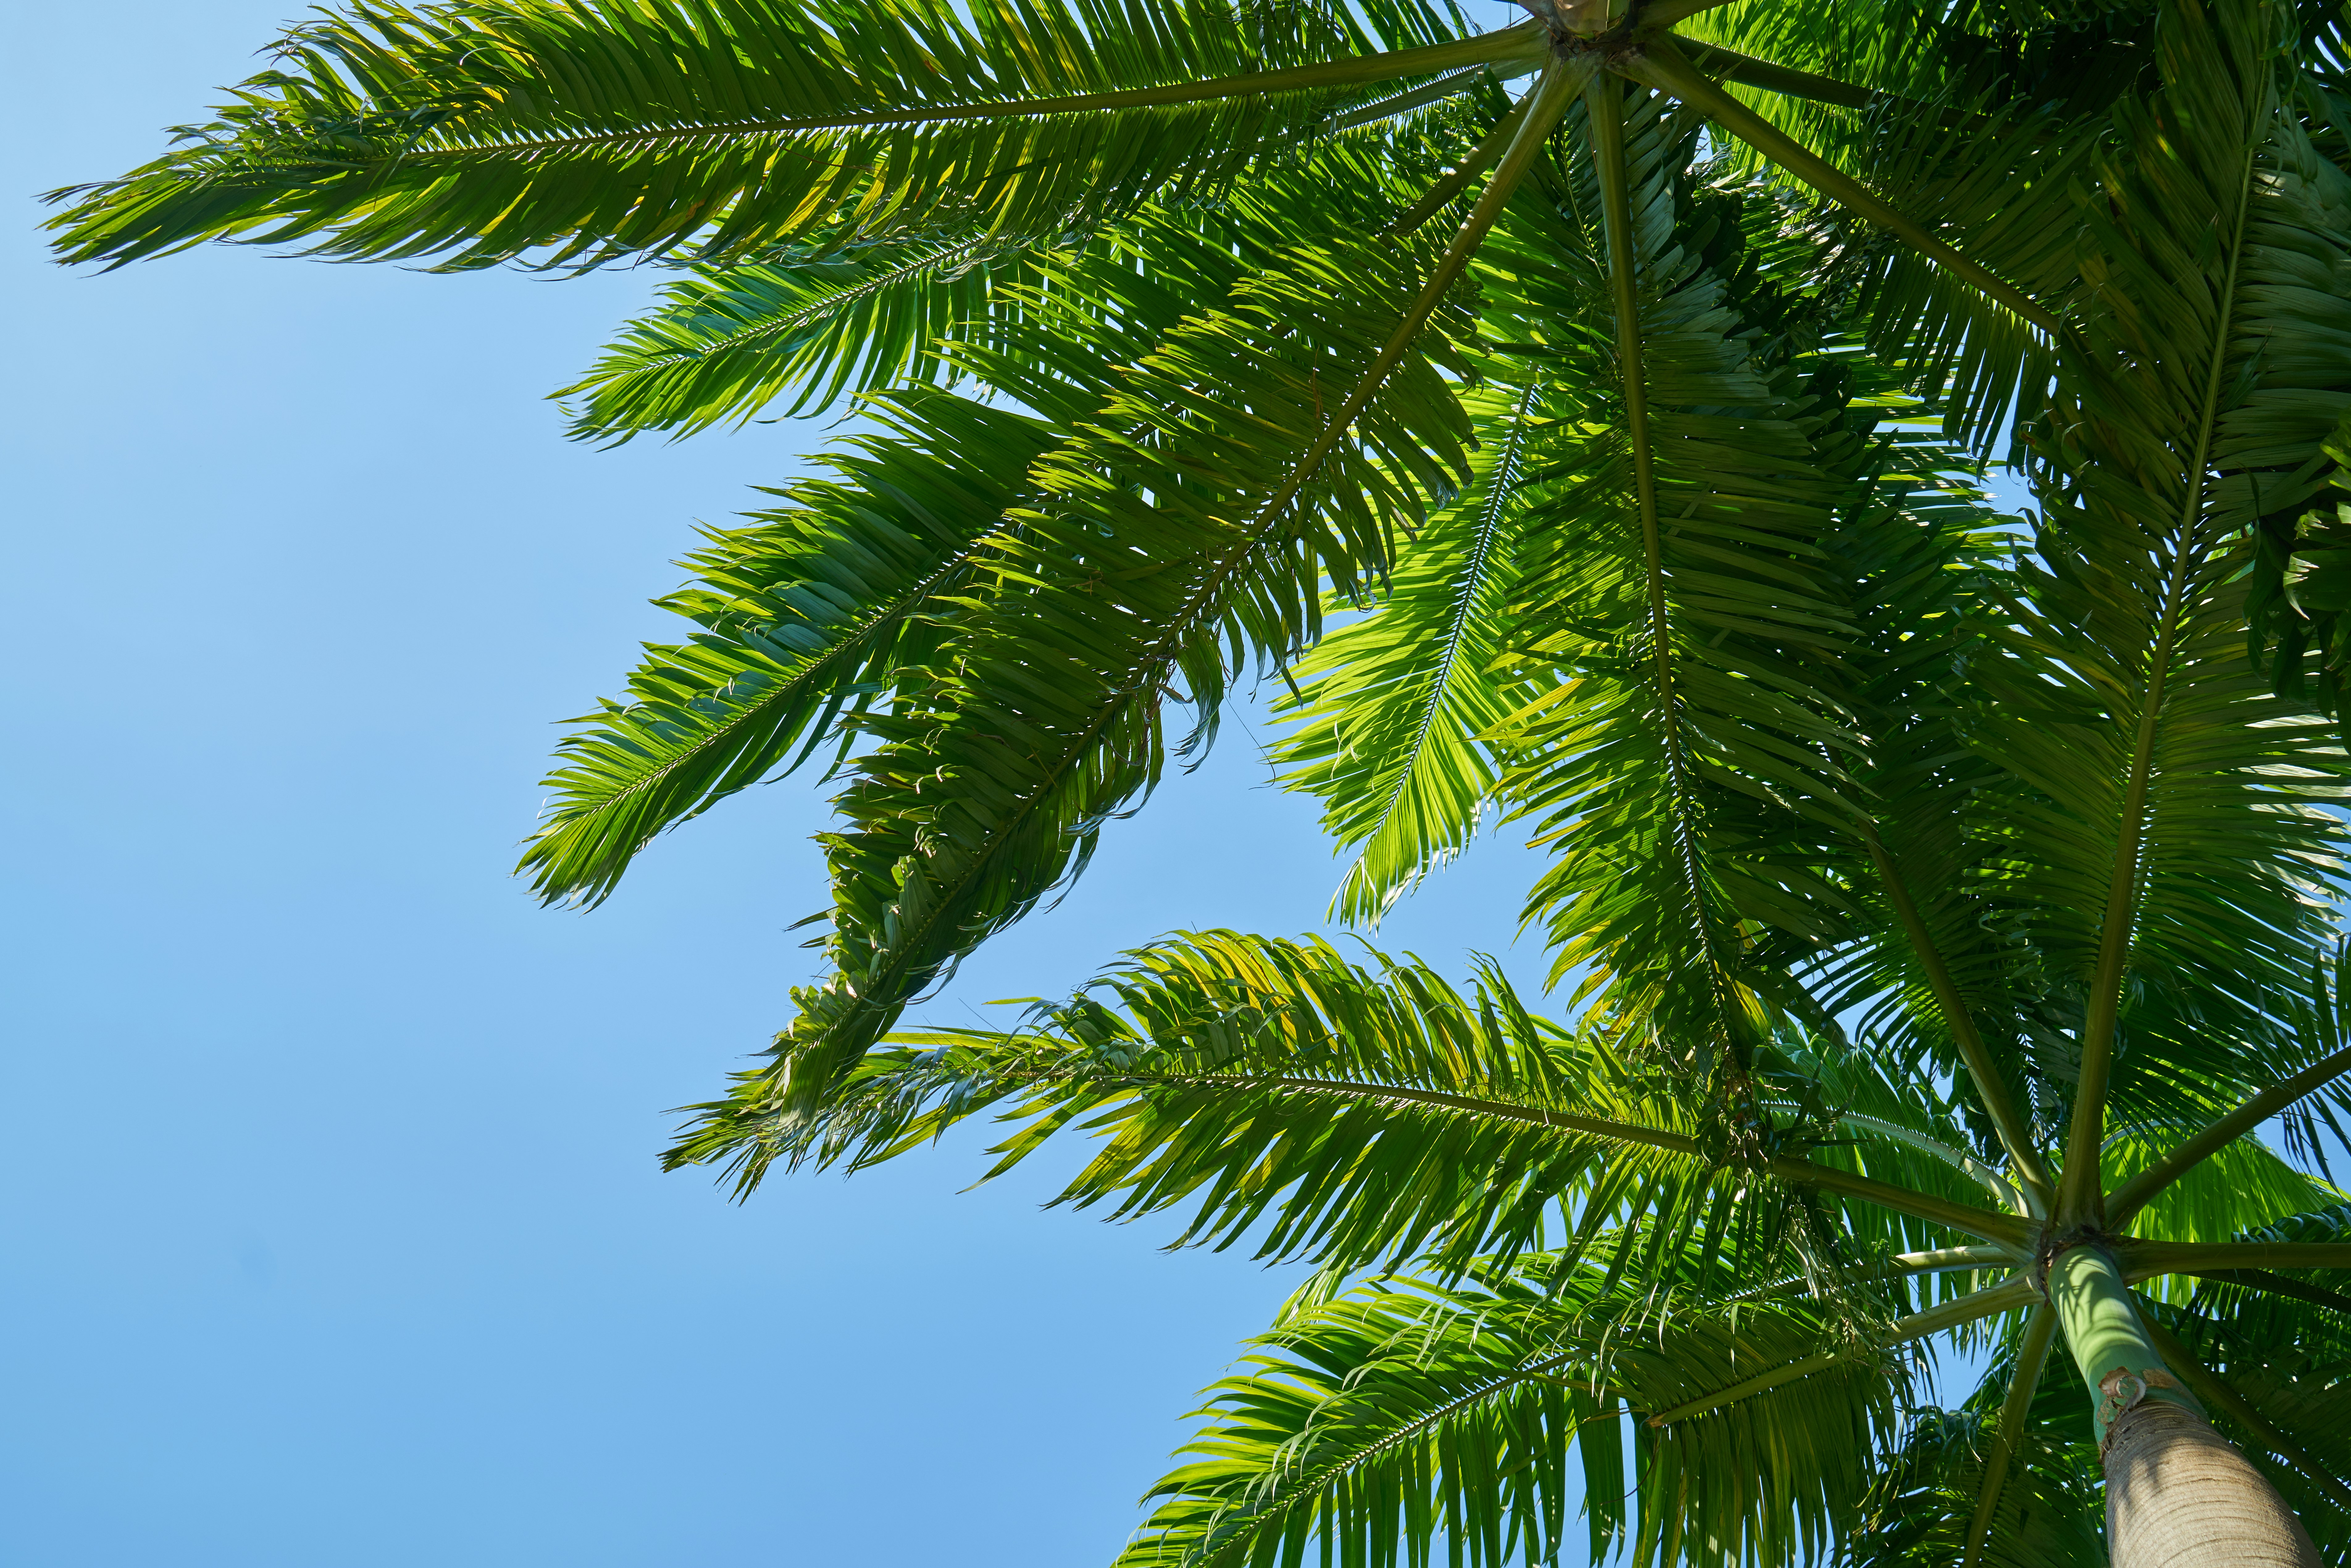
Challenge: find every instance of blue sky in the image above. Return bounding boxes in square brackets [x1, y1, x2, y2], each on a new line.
[2, 7, 1562, 1565]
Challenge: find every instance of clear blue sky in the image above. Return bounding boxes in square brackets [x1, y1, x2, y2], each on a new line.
[2, 7, 1560, 1565]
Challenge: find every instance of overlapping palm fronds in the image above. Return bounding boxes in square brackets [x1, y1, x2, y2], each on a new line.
[56, 0, 2351, 1559]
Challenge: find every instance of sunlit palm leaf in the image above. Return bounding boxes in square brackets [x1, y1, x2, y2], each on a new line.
[519, 389, 1055, 906]
[1119, 1251, 1906, 1568]
[1270, 379, 1548, 925]
[523, 142, 1445, 907]
[555, 235, 1044, 441]
[678, 931, 2023, 1276]
[43, 0, 1529, 273]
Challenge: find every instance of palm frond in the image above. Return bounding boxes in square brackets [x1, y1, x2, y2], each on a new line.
[669, 930, 2018, 1270]
[1489, 91, 1868, 1083]
[1270, 379, 1547, 925]
[555, 235, 1044, 442]
[1118, 1251, 1910, 1568]
[1955, 0, 2351, 1207]
[661, 228, 1487, 1171]
[44, 0, 1537, 273]
[519, 389, 1055, 906]
[523, 141, 1442, 907]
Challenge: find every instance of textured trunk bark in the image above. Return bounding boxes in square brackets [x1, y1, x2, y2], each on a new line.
[2104, 1401, 2319, 1567]
[2046, 1245, 2318, 1567]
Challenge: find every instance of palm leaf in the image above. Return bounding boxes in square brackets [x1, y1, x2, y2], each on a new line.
[1118, 1249, 1910, 1568]
[555, 234, 1044, 441]
[661, 228, 1487, 1171]
[524, 140, 1445, 906]
[1949, 0, 2351, 1204]
[679, 930, 2027, 1275]
[44, 0, 1537, 273]
[1269, 378, 1548, 925]
[1489, 91, 1868, 1083]
[519, 388, 1056, 906]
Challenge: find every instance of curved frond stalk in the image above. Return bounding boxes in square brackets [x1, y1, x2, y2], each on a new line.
[1646, 1273, 2036, 1426]
[1624, 40, 2060, 335]
[1542, 68, 1761, 1082]
[1859, 825, 2053, 1210]
[1962, 1303, 2059, 1568]
[2121, 1241, 2351, 1277]
[1385, 84, 1537, 233]
[1669, 36, 1875, 111]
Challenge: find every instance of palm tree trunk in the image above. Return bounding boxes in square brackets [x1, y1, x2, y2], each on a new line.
[2047, 1245, 2319, 1566]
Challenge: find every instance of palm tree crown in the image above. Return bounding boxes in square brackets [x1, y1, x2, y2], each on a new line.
[49, 0, 2351, 1560]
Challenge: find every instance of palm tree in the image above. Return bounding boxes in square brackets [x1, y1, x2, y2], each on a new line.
[48, 0, 2351, 1559]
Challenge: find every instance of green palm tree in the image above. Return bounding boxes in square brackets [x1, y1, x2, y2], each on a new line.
[49, 0, 2351, 1559]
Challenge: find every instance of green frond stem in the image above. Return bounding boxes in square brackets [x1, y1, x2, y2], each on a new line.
[1669, 38, 1873, 111]
[1324, 65, 1528, 134]
[1860, 826, 2054, 1211]
[1962, 1303, 2059, 1568]
[1897, 1244, 2023, 1273]
[1634, 0, 1742, 29]
[1279, 53, 1584, 518]
[2058, 131, 2263, 1227]
[1727, 1245, 2017, 1302]
[400, 25, 1552, 157]
[1586, 66, 1761, 1082]
[1646, 1274, 2039, 1427]
[2120, 1241, 2351, 1278]
[1232, 1074, 2033, 1247]
[1587, 70, 1668, 762]
[2185, 1270, 2351, 1316]
[1385, 87, 1539, 234]
[1623, 41, 2060, 336]
[2135, 1306, 2351, 1512]
[1775, 1167, 2031, 1250]
[2060, 580, 2202, 1222]
[1838, 1113, 2029, 1216]
[2105, 1043, 2351, 1227]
